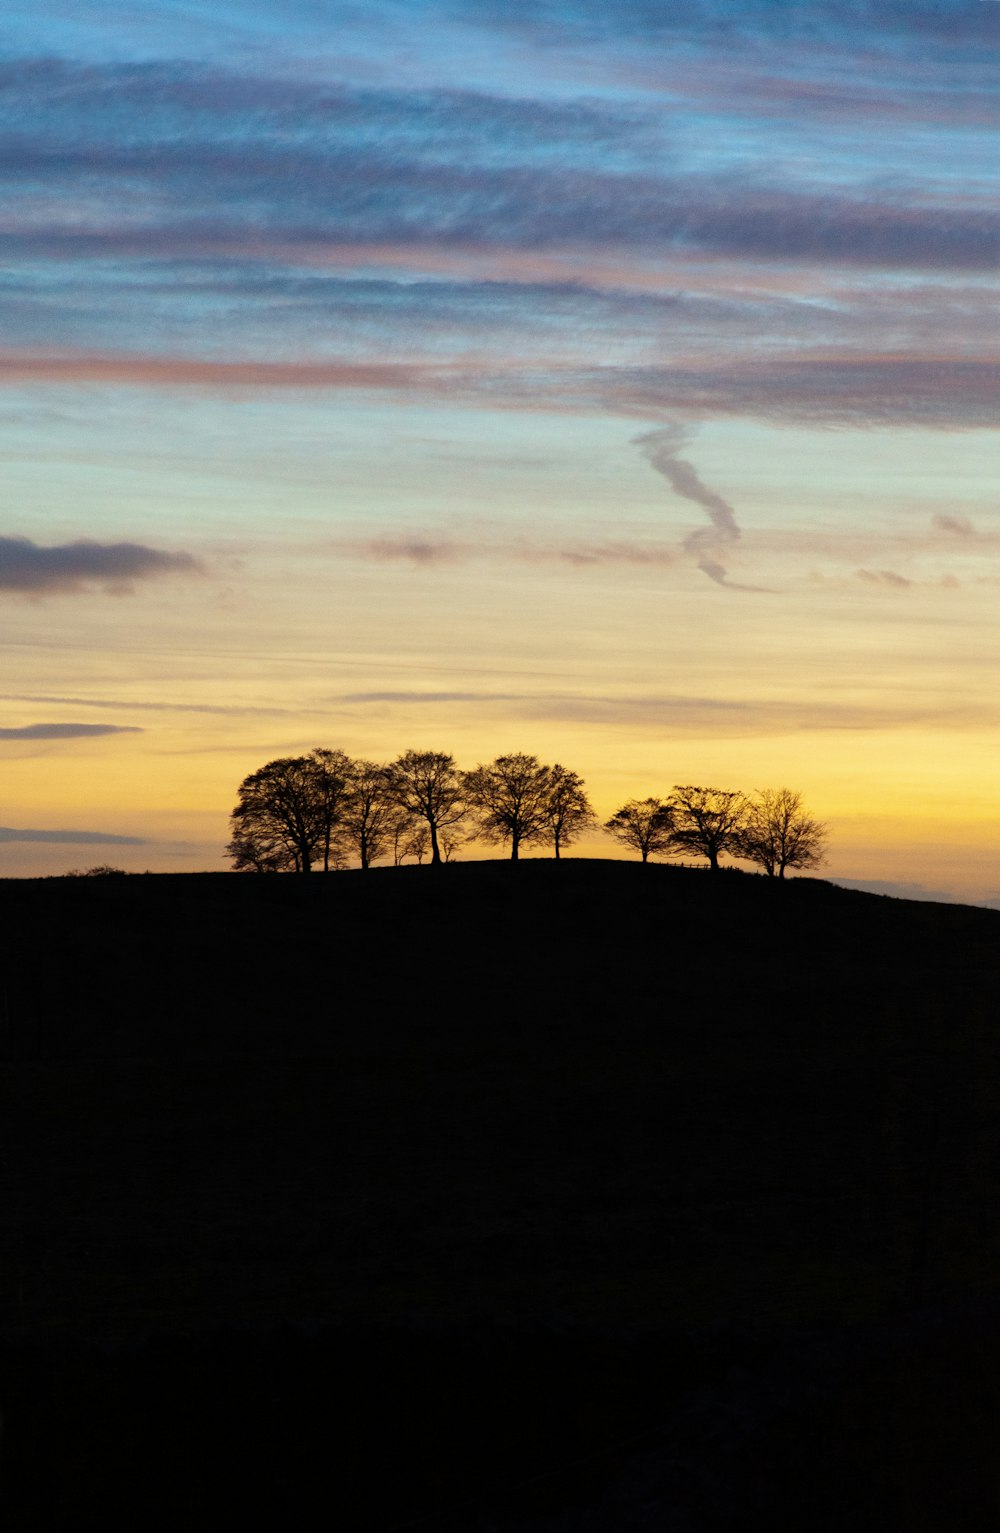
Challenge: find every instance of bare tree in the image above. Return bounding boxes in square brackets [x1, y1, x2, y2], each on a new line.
[389, 814, 426, 866]
[227, 750, 352, 873]
[737, 787, 828, 878]
[228, 756, 324, 873]
[405, 824, 431, 864]
[309, 747, 354, 873]
[604, 798, 675, 863]
[389, 750, 467, 866]
[439, 827, 467, 863]
[226, 829, 297, 873]
[666, 784, 746, 872]
[464, 752, 552, 860]
[338, 760, 397, 870]
[541, 764, 596, 859]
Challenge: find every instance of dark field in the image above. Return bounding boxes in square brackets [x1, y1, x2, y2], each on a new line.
[3, 861, 1000, 1527]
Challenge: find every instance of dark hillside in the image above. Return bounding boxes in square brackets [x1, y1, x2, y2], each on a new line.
[3, 860, 1000, 1527]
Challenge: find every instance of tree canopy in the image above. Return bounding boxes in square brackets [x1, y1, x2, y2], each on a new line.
[225, 745, 828, 879]
[227, 754, 334, 874]
[389, 750, 467, 867]
[541, 764, 596, 859]
[464, 752, 552, 860]
[604, 798, 675, 863]
[738, 787, 828, 878]
[666, 785, 747, 872]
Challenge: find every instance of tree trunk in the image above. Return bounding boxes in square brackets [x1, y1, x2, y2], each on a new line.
[553, 832, 561, 861]
[360, 834, 369, 871]
[511, 830, 520, 861]
[429, 822, 441, 865]
[641, 848, 648, 863]
[708, 849, 719, 871]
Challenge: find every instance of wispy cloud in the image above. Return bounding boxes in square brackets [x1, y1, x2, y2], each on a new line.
[932, 512, 975, 536]
[0, 693, 317, 716]
[360, 536, 463, 565]
[343, 535, 677, 568]
[2, 349, 992, 429]
[0, 722, 142, 739]
[856, 568, 913, 589]
[341, 690, 523, 704]
[332, 688, 983, 735]
[633, 425, 772, 591]
[0, 535, 201, 595]
[0, 825, 146, 845]
[4, 171, 995, 274]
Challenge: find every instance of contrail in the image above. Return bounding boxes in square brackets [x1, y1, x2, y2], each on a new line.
[633, 425, 771, 592]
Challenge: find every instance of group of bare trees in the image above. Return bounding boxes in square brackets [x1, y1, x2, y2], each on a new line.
[605, 785, 827, 877]
[227, 750, 595, 872]
[227, 749, 826, 878]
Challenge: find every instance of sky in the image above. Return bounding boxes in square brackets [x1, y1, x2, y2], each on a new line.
[1, 0, 998, 901]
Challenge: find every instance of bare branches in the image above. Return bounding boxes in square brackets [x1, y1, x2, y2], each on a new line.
[738, 787, 828, 878]
[666, 785, 747, 873]
[388, 750, 467, 867]
[464, 752, 552, 861]
[337, 760, 398, 871]
[604, 798, 675, 863]
[227, 755, 332, 874]
[225, 747, 829, 880]
[542, 764, 596, 860]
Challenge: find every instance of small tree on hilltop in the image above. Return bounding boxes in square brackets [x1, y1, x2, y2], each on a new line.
[389, 749, 467, 866]
[541, 764, 596, 859]
[604, 798, 675, 863]
[338, 759, 398, 870]
[404, 824, 431, 864]
[666, 784, 746, 872]
[738, 787, 828, 879]
[228, 755, 328, 873]
[464, 752, 552, 861]
[309, 747, 354, 873]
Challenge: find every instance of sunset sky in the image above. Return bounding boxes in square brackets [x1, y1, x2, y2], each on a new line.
[2, 1, 998, 900]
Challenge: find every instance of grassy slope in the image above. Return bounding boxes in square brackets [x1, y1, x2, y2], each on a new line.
[4, 860, 1000, 1528]
[4, 857, 1000, 1339]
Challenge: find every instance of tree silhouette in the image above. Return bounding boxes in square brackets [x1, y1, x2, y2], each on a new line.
[541, 764, 596, 859]
[738, 787, 827, 878]
[227, 753, 346, 874]
[337, 760, 398, 870]
[604, 798, 675, 863]
[309, 748, 354, 873]
[389, 750, 466, 866]
[667, 785, 746, 872]
[226, 828, 297, 873]
[64, 864, 129, 877]
[464, 752, 552, 860]
[404, 824, 431, 864]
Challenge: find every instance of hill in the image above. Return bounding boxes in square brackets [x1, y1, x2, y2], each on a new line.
[3, 860, 1000, 1527]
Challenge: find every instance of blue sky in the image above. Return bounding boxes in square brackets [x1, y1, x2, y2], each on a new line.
[1, 0, 998, 896]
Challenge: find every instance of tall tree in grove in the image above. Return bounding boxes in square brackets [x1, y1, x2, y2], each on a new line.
[604, 798, 675, 863]
[227, 754, 333, 873]
[337, 759, 398, 870]
[666, 785, 747, 872]
[541, 764, 596, 859]
[389, 750, 466, 866]
[464, 752, 552, 860]
[309, 747, 354, 873]
[738, 787, 828, 878]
